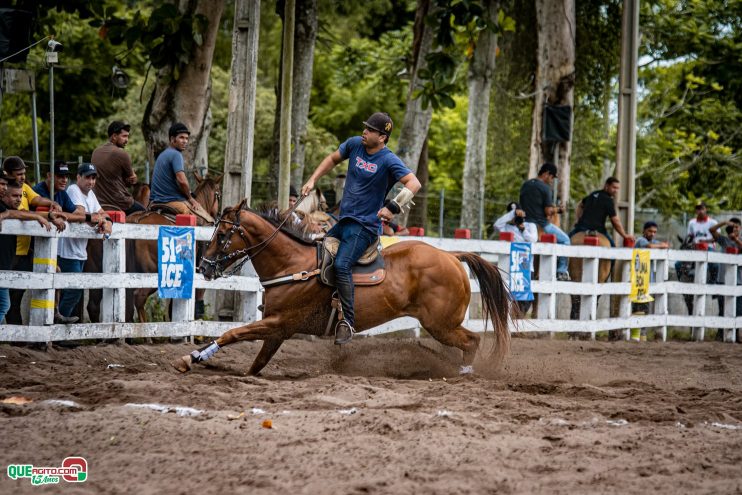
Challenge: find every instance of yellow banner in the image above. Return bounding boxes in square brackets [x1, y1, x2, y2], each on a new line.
[630, 249, 654, 303]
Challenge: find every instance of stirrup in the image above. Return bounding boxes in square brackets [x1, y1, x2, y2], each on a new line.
[334, 320, 354, 346]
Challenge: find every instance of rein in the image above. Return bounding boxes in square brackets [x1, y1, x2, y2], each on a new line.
[201, 194, 308, 278]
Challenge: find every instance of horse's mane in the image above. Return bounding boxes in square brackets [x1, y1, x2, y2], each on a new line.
[229, 200, 317, 246]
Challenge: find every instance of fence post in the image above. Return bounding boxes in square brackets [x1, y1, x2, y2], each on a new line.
[722, 247, 738, 342]
[237, 261, 260, 324]
[619, 258, 632, 341]
[29, 235, 57, 326]
[654, 254, 669, 342]
[100, 236, 126, 323]
[580, 237, 600, 340]
[538, 233, 557, 322]
[692, 244, 708, 341]
[171, 218, 197, 329]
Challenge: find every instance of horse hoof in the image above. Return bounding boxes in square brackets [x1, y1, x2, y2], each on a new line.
[459, 365, 474, 375]
[171, 355, 192, 373]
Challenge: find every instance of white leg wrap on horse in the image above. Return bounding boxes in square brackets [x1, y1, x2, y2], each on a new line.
[191, 341, 220, 363]
[459, 365, 474, 375]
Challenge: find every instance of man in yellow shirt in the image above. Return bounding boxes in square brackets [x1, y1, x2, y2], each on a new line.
[2, 156, 64, 324]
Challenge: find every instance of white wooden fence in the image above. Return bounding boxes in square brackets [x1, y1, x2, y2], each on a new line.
[0, 219, 740, 343]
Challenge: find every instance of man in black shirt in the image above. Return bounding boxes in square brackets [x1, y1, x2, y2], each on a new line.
[570, 177, 634, 247]
[519, 163, 571, 280]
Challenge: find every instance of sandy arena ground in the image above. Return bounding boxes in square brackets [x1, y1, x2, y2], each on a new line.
[0, 336, 741, 494]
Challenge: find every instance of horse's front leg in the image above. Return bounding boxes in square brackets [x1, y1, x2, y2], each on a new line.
[171, 316, 288, 374]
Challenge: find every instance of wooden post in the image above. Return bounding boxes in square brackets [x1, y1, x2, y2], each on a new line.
[580, 238, 600, 340]
[692, 253, 708, 341]
[722, 249, 738, 342]
[100, 237, 126, 323]
[29, 236, 57, 326]
[538, 234, 557, 321]
[654, 256, 669, 342]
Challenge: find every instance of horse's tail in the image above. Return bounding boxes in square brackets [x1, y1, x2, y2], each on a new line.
[455, 252, 512, 364]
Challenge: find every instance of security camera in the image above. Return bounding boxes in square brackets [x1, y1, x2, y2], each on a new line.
[47, 40, 63, 52]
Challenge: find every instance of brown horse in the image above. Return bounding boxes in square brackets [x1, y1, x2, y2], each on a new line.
[172, 200, 512, 376]
[568, 231, 612, 320]
[85, 172, 222, 323]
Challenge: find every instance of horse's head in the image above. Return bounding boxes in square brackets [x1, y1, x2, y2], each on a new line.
[199, 200, 249, 280]
[296, 188, 328, 215]
[193, 171, 224, 221]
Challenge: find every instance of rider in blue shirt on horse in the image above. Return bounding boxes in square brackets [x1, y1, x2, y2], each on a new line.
[302, 112, 421, 345]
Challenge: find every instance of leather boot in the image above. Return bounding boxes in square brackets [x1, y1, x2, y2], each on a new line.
[334, 320, 354, 345]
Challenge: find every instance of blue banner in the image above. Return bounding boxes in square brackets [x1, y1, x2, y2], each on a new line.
[158, 226, 195, 299]
[509, 242, 533, 301]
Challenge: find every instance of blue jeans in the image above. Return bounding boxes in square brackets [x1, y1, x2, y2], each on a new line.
[58, 257, 86, 317]
[543, 223, 570, 274]
[0, 288, 9, 323]
[326, 218, 378, 328]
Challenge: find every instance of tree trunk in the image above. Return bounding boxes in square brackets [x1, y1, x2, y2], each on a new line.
[528, 0, 576, 224]
[397, 0, 435, 225]
[460, 0, 498, 238]
[142, 0, 225, 172]
[289, 0, 318, 188]
[396, 0, 435, 174]
[278, 0, 296, 209]
[407, 136, 429, 230]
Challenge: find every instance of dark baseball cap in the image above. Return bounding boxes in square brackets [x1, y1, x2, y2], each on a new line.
[0, 169, 8, 181]
[169, 122, 190, 138]
[2, 156, 27, 172]
[53, 160, 71, 175]
[107, 120, 131, 136]
[77, 163, 97, 177]
[363, 112, 393, 136]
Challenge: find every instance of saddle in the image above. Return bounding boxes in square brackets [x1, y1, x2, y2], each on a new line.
[319, 236, 386, 287]
[149, 202, 214, 226]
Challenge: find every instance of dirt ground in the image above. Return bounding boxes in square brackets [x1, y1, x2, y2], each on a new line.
[0, 335, 741, 495]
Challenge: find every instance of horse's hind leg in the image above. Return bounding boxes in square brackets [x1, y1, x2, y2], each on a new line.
[426, 324, 480, 373]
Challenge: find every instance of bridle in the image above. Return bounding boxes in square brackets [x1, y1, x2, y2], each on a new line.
[200, 195, 306, 278]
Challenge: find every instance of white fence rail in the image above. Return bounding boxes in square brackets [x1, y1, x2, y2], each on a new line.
[0, 220, 740, 343]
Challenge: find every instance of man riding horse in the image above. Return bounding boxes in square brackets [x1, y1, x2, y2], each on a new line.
[301, 112, 421, 344]
[569, 177, 634, 246]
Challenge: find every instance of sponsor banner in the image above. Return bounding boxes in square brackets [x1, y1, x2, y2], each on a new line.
[630, 249, 654, 303]
[7, 457, 87, 486]
[158, 226, 195, 299]
[509, 242, 534, 301]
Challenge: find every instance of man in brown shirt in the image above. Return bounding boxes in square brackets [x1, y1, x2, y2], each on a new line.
[91, 121, 145, 215]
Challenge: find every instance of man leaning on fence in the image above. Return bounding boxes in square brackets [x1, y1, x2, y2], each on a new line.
[3, 156, 65, 325]
[709, 218, 742, 333]
[56, 163, 112, 323]
[0, 173, 61, 323]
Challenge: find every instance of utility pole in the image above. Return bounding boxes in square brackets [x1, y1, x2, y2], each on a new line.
[616, 0, 640, 235]
[278, 0, 295, 209]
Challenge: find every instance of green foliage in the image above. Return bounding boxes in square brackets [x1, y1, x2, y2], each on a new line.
[637, 0, 742, 214]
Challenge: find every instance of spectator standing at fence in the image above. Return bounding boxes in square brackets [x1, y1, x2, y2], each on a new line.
[32, 161, 86, 222]
[635, 221, 670, 249]
[56, 164, 112, 321]
[3, 156, 64, 325]
[149, 122, 213, 223]
[0, 175, 59, 323]
[519, 163, 571, 280]
[494, 202, 538, 244]
[570, 177, 635, 247]
[91, 121, 145, 215]
[687, 202, 717, 248]
[709, 218, 742, 334]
